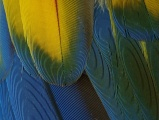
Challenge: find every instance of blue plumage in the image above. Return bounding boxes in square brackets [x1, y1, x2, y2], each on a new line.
[0, 0, 14, 81]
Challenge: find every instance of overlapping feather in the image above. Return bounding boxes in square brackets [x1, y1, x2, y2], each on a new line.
[97, 0, 159, 41]
[86, 3, 159, 120]
[5, 54, 61, 120]
[50, 74, 109, 120]
[18, 0, 94, 85]
[107, 2, 159, 119]
[86, 5, 126, 119]
[3, 0, 39, 78]
[1, 0, 159, 119]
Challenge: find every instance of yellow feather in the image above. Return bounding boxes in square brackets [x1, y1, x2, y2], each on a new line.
[139, 41, 149, 63]
[144, 0, 159, 19]
[19, 0, 94, 85]
[19, 0, 92, 62]
[3, 0, 39, 77]
[2, 0, 23, 38]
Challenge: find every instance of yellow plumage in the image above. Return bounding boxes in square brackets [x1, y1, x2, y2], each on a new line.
[2, 0, 23, 38]
[19, 0, 91, 62]
[18, 0, 94, 84]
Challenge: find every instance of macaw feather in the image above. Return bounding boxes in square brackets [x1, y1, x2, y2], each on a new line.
[86, 4, 159, 120]
[0, 0, 14, 81]
[6, 54, 61, 120]
[115, 33, 158, 120]
[110, 5, 159, 119]
[2, 0, 39, 78]
[86, 5, 126, 119]
[86, 39, 123, 120]
[104, 0, 159, 41]
[19, 0, 94, 85]
[50, 74, 109, 119]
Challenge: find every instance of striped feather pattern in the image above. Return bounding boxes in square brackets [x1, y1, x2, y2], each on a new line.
[101, 0, 159, 41]
[86, 5, 126, 119]
[19, 0, 94, 85]
[115, 33, 158, 120]
[109, 4, 159, 119]
[86, 4, 159, 119]
[86, 39, 123, 120]
[6, 55, 61, 120]
[0, 0, 14, 81]
[50, 74, 109, 120]
[2, 0, 39, 78]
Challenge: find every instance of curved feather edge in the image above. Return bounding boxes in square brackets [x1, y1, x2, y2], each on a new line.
[86, 5, 127, 119]
[6, 54, 62, 120]
[2, 0, 39, 78]
[108, 3, 159, 119]
[19, 0, 94, 85]
[103, 0, 159, 41]
[86, 4, 159, 120]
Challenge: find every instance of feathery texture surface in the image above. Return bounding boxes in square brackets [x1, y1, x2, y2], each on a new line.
[0, 0, 14, 81]
[97, 0, 159, 41]
[19, 0, 94, 85]
[110, 3, 159, 119]
[3, 0, 39, 78]
[86, 5, 120, 119]
[86, 4, 159, 120]
[50, 74, 110, 120]
[5, 54, 61, 120]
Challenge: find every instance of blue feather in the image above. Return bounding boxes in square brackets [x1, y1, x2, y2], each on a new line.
[0, 0, 14, 81]
[6, 55, 61, 120]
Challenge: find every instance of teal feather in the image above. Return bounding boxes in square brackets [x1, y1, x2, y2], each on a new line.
[106, 0, 159, 41]
[86, 4, 159, 120]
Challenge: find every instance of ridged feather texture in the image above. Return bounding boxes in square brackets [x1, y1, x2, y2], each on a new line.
[17, 0, 94, 85]
[114, 32, 159, 120]
[0, 0, 14, 81]
[108, 5, 159, 119]
[4, 54, 61, 120]
[2, 0, 39, 78]
[97, 0, 159, 41]
[86, 4, 159, 120]
[50, 74, 109, 120]
[86, 6, 124, 119]
[1, 0, 159, 119]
